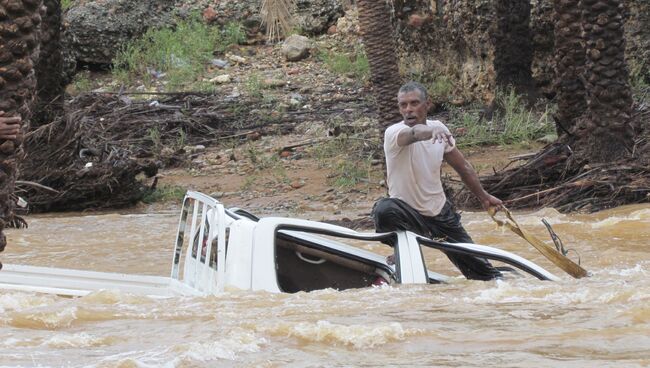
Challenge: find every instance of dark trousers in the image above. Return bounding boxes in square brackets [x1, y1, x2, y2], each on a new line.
[372, 197, 502, 281]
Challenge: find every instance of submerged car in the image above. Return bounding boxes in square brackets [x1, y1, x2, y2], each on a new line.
[0, 191, 558, 297]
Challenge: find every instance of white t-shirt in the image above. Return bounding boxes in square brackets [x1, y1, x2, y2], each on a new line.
[384, 119, 455, 217]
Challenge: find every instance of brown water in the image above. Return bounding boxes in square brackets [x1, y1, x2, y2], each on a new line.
[1, 205, 649, 367]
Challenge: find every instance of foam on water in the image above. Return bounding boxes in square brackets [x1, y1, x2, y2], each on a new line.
[63, 331, 267, 367]
[8, 306, 78, 329]
[590, 208, 650, 228]
[170, 330, 267, 363]
[259, 320, 416, 349]
[606, 263, 647, 277]
[0, 292, 58, 314]
[44, 332, 116, 348]
[626, 306, 650, 324]
[79, 289, 159, 306]
[461, 280, 558, 304]
[458, 277, 643, 307]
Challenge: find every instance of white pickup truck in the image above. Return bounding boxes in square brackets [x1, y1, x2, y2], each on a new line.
[0, 191, 558, 297]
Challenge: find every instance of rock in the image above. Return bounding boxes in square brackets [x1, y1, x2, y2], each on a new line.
[281, 35, 312, 62]
[263, 78, 286, 88]
[290, 180, 305, 189]
[290, 93, 304, 101]
[63, 0, 176, 66]
[294, 0, 344, 35]
[211, 59, 229, 68]
[407, 14, 431, 28]
[227, 54, 247, 64]
[210, 75, 231, 84]
[62, 0, 342, 72]
[280, 150, 292, 158]
[247, 131, 262, 141]
[202, 6, 218, 23]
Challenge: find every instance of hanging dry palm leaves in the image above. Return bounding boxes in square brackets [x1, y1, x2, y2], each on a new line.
[260, 0, 296, 43]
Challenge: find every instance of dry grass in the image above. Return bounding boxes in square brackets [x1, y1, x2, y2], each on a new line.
[260, 0, 296, 43]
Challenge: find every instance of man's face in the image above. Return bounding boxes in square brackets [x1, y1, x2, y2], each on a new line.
[397, 90, 430, 126]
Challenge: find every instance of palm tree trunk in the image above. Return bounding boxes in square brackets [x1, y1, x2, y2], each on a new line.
[0, 0, 43, 252]
[580, 0, 634, 162]
[493, 0, 534, 95]
[357, 0, 403, 128]
[34, 0, 64, 126]
[552, 0, 587, 136]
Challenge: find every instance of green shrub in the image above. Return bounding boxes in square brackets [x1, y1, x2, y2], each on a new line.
[319, 49, 369, 80]
[630, 65, 649, 105]
[221, 22, 247, 50]
[61, 0, 74, 10]
[142, 184, 186, 204]
[332, 159, 372, 188]
[427, 75, 454, 103]
[112, 17, 221, 91]
[244, 73, 264, 98]
[70, 71, 94, 94]
[148, 127, 162, 150]
[448, 89, 555, 148]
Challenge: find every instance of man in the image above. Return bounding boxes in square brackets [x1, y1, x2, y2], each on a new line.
[0, 111, 21, 140]
[373, 81, 502, 280]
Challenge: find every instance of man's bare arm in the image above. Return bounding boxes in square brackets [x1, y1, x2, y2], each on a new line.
[444, 147, 502, 210]
[396, 124, 454, 147]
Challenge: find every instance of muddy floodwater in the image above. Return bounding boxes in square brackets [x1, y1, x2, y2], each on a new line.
[1, 204, 649, 367]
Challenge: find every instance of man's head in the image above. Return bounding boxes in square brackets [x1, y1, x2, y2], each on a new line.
[397, 81, 431, 126]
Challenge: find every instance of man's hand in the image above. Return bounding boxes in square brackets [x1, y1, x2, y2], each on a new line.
[480, 194, 503, 212]
[406, 124, 454, 145]
[0, 111, 21, 140]
[429, 125, 455, 146]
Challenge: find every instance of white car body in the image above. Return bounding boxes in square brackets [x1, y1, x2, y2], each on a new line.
[0, 191, 558, 297]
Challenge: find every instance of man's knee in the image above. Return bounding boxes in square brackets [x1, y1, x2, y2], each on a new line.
[372, 198, 408, 232]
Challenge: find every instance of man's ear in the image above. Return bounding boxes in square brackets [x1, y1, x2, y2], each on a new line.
[426, 98, 433, 111]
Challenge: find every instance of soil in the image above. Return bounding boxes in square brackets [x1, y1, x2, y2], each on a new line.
[152, 133, 543, 226]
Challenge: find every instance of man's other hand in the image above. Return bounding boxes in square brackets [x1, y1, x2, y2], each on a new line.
[481, 194, 503, 212]
[0, 111, 21, 140]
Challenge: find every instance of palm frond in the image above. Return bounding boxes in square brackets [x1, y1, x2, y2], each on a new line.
[260, 0, 296, 43]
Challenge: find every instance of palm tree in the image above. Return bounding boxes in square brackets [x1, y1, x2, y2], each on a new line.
[35, 0, 65, 125]
[553, 0, 633, 161]
[476, 0, 640, 212]
[0, 0, 43, 252]
[356, 0, 403, 127]
[579, 0, 634, 162]
[552, 0, 587, 137]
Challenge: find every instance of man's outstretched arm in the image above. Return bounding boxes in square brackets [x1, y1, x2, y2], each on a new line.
[396, 124, 454, 147]
[444, 148, 502, 210]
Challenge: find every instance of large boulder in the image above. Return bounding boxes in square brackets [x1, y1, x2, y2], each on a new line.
[63, 0, 344, 71]
[294, 0, 344, 35]
[281, 35, 311, 61]
[62, 0, 176, 67]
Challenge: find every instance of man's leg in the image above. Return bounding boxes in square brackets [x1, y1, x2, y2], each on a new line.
[426, 202, 502, 281]
[372, 197, 432, 236]
[372, 198, 433, 264]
